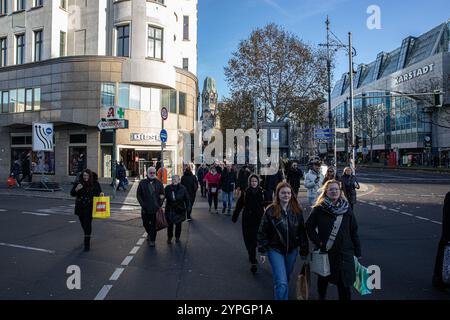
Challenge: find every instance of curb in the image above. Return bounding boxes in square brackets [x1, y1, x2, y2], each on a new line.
[357, 165, 450, 175]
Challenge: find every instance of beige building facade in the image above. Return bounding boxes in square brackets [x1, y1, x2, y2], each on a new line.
[0, 0, 198, 183]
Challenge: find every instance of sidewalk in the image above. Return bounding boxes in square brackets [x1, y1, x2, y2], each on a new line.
[0, 179, 141, 206]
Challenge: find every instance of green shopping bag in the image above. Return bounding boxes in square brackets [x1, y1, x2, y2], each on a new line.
[353, 256, 372, 295]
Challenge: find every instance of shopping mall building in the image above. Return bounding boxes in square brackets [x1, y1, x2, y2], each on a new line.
[330, 21, 450, 166]
[0, 0, 198, 182]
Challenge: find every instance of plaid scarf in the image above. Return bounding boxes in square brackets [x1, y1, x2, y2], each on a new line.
[321, 197, 349, 216]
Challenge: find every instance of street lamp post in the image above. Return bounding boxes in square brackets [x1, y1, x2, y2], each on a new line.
[348, 32, 356, 170]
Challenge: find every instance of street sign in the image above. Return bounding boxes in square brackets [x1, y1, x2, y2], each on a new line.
[335, 127, 350, 134]
[33, 123, 54, 151]
[97, 119, 128, 130]
[160, 129, 168, 143]
[161, 107, 168, 120]
[314, 128, 333, 133]
[106, 106, 125, 120]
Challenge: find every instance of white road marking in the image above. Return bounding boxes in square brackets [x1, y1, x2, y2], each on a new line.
[0, 242, 55, 254]
[431, 220, 443, 225]
[389, 209, 400, 213]
[22, 211, 50, 216]
[121, 256, 134, 266]
[378, 205, 387, 210]
[142, 232, 148, 237]
[109, 268, 125, 281]
[416, 216, 429, 221]
[400, 212, 413, 217]
[136, 238, 145, 246]
[94, 285, 113, 300]
[129, 246, 140, 254]
[0, 209, 7, 212]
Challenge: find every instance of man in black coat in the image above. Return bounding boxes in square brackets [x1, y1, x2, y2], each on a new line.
[237, 165, 251, 195]
[19, 151, 32, 183]
[220, 164, 237, 215]
[286, 161, 303, 197]
[165, 175, 191, 243]
[137, 166, 165, 247]
[181, 166, 198, 221]
[432, 191, 450, 290]
[260, 165, 284, 202]
[196, 163, 208, 197]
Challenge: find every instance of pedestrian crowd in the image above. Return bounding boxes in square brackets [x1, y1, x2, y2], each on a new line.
[67, 157, 449, 300]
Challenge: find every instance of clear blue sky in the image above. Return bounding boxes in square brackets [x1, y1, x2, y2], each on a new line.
[198, 0, 449, 100]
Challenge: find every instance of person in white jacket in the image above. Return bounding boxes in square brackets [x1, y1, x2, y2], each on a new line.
[304, 161, 324, 206]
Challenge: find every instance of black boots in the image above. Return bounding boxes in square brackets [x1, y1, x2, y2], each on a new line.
[84, 235, 91, 252]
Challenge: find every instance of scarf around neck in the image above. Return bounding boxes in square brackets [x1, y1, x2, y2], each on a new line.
[321, 197, 349, 216]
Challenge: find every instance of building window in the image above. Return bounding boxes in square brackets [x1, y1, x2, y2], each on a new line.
[60, 0, 66, 9]
[129, 85, 140, 110]
[34, 0, 43, 7]
[16, 0, 25, 11]
[179, 92, 186, 115]
[16, 34, 25, 65]
[69, 146, 86, 176]
[25, 88, 33, 111]
[183, 16, 189, 41]
[147, 26, 163, 59]
[60, 31, 66, 57]
[1, 91, 8, 113]
[34, 88, 40, 110]
[101, 83, 116, 107]
[34, 30, 43, 62]
[118, 83, 129, 109]
[0, 0, 7, 15]
[161, 89, 176, 113]
[182, 58, 189, 70]
[0, 37, 6, 67]
[116, 25, 130, 57]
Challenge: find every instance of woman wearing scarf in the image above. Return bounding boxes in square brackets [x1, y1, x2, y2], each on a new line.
[71, 169, 103, 252]
[306, 179, 361, 300]
[257, 182, 309, 300]
[232, 174, 271, 274]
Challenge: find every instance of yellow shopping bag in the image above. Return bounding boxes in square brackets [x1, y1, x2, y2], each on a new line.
[92, 196, 110, 219]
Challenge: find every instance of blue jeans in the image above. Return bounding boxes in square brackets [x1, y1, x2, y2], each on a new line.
[267, 249, 298, 300]
[222, 191, 234, 212]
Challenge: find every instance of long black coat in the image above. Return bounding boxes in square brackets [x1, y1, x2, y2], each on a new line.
[237, 168, 251, 190]
[287, 168, 303, 191]
[181, 171, 199, 203]
[306, 204, 361, 286]
[261, 170, 283, 194]
[341, 174, 360, 204]
[220, 168, 237, 193]
[164, 184, 191, 224]
[70, 182, 102, 218]
[136, 178, 165, 216]
[433, 191, 450, 288]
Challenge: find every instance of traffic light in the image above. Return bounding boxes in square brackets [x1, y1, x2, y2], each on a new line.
[434, 90, 443, 107]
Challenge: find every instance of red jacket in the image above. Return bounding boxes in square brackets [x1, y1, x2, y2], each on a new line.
[204, 172, 221, 189]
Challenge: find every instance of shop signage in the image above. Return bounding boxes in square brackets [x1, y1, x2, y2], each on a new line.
[32, 123, 54, 152]
[395, 63, 435, 85]
[97, 119, 128, 130]
[105, 106, 125, 120]
[130, 133, 160, 142]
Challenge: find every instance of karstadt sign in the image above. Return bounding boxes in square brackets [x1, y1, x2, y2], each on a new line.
[395, 63, 435, 85]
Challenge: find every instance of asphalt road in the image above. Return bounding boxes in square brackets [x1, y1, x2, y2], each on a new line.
[0, 168, 449, 300]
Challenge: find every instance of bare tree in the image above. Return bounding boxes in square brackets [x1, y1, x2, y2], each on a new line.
[224, 23, 328, 125]
[354, 106, 385, 163]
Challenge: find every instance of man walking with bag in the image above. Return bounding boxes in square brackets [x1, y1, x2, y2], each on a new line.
[137, 167, 165, 247]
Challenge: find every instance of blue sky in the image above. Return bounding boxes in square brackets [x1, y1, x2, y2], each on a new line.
[198, 0, 450, 100]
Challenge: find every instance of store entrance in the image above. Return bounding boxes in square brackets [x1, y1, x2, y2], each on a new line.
[120, 149, 160, 178]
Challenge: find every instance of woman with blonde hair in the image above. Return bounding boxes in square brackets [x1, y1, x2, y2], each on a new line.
[257, 182, 309, 300]
[306, 179, 361, 300]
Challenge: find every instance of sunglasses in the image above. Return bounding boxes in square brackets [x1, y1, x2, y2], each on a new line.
[149, 172, 156, 175]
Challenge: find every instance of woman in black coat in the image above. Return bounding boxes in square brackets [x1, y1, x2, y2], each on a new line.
[165, 175, 191, 244]
[306, 179, 361, 300]
[341, 167, 360, 210]
[70, 169, 103, 251]
[432, 191, 450, 290]
[232, 174, 271, 273]
[181, 166, 198, 221]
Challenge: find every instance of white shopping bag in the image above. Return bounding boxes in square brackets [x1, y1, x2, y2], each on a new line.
[310, 250, 331, 277]
[443, 243, 450, 285]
